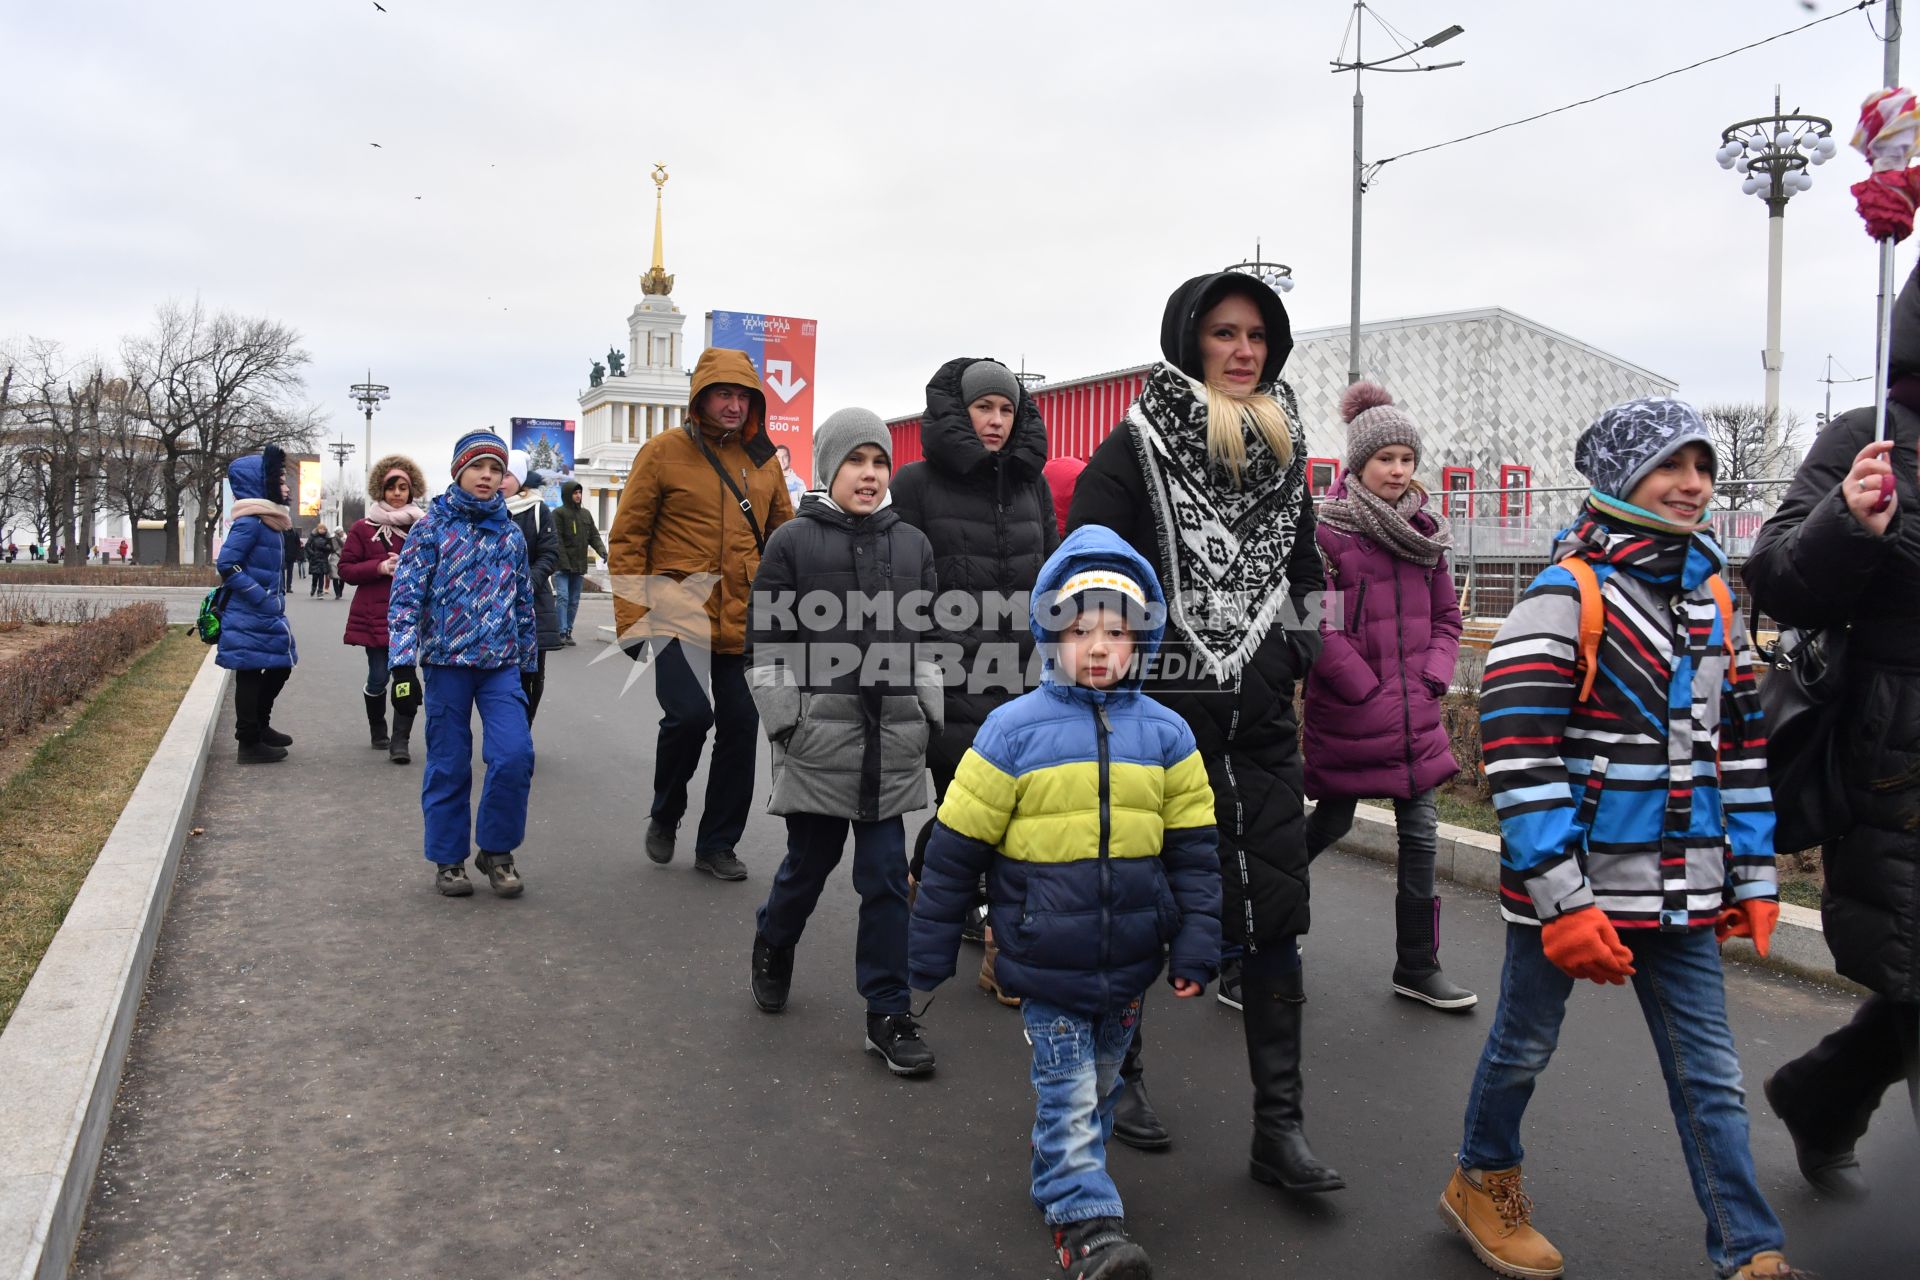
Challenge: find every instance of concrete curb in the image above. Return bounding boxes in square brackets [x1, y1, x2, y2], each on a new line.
[1323, 800, 1861, 992]
[0, 649, 230, 1280]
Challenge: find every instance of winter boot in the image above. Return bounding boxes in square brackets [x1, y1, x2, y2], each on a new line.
[435, 862, 474, 897]
[473, 850, 524, 898]
[1112, 1024, 1171, 1151]
[1763, 1072, 1871, 1201]
[1733, 1252, 1803, 1278]
[1050, 1217, 1153, 1279]
[751, 932, 794, 1013]
[236, 739, 288, 764]
[363, 692, 389, 750]
[645, 819, 675, 865]
[259, 725, 293, 748]
[977, 928, 1021, 1007]
[1244, 965, 1345, 1192]
[1438, 1165, 1564, 1279]
[388, 709, 414, 765]
[864, 1011, 936, 1076]
[1393, 894, 1478, 1011]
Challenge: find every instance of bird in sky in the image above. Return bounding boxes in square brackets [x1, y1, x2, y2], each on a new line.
[373, 2, 387, 12]
[369, 142, 382, 148]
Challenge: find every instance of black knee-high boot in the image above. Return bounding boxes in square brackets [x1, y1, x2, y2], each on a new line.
[388, 707, 414, 764]
[1112, 1015, 1171, 1151]
[1245, 965, 1345, 1192]
[363, 691, 389, 750]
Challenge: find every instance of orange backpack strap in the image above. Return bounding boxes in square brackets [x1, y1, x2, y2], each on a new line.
[1705, 574, 1738, 664]
[1561, 557, 1605, 703]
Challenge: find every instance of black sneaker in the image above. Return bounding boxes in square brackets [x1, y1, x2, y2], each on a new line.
[961, 902, 989, 945]
[644, 820, 675, 865]
[1052, 1217, 1152, 1279]
[1216, 956, 1244, 1012]
[435, 862, 474, 897]
[473, 850, 524, 898]
[751, 932, 794, 1013]
[236, 740, 288, 764]
[864, 1012, 936, 1076]
[694, 849, 748, 881]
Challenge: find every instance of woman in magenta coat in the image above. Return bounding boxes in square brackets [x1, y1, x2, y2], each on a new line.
[1302, 383, 1473, 1011]
[338, 453, 428, 763]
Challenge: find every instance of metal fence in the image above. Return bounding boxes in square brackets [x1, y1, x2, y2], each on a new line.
[1325, 479, 1799, 623]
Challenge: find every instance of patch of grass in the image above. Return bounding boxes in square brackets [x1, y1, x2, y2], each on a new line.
[1779, 879, 1823, 911]
[0, 629, 208, 1031]
[1361, 783, 1504, 837]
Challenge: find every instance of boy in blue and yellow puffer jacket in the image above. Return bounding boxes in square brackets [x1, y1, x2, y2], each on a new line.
[910, 524, 1219, 1280]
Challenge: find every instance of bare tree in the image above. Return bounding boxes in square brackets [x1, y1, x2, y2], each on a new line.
[1701, 403, 1807, 510]
[10, 339, 110, 566]
[123, 301, 318, 563]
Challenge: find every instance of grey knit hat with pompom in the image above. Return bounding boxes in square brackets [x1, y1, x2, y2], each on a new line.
[1339, 381, 1422, 476]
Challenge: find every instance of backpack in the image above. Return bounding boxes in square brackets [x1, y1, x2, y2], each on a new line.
[194, 586, 229, 644]
[1560, 557, 1737, 704]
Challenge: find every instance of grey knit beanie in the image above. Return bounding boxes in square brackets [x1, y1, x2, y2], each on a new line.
[812, 407, 892, 489]
[1339, 381, 1422, 475]
[1575, 397, 1716, 500]
[959, 359, 1021, 409]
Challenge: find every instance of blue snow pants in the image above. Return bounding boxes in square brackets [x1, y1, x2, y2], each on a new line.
[421, 664, 534, 866]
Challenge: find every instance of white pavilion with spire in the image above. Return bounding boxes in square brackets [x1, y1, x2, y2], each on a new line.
[573, 165, 691, 530]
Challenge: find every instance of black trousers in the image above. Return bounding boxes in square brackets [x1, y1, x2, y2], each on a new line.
[650, 639, 756, 857]
[1771, 994, 1920, 1146]
[233, 668, 291, 744]
[524, 649, 548, 723]
[909, 733, 966, 883]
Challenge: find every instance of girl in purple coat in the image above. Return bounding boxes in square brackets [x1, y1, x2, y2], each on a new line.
[1303, 383, 1475, 1010]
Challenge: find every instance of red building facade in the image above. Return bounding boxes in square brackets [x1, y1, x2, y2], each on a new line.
[887, 366, 1150, 469]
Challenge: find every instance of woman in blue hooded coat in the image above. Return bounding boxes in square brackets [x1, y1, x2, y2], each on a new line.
[216, 444, 299, 762]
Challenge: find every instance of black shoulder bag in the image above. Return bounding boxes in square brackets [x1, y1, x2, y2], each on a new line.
[1754, 605, 1852, 852]
[691, 432, 766, 553]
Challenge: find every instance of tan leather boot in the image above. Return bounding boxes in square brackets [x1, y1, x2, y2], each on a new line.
[1734, 1252, 1800, 1278]
[1438, 1165, 1564, 1279]
[976, 927, 1021, 1007]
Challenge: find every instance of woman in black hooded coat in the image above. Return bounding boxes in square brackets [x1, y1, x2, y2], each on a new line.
[1068, 271, 1338, 1193]
[1743, 261, 1920, 1200]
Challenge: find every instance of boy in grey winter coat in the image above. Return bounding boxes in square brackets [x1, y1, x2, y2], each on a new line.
[746, 408, 944, 1077]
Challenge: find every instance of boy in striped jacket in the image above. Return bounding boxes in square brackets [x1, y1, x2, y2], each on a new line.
[1438, 399, 1795, 1280]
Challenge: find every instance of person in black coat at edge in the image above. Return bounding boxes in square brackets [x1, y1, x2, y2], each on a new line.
[891, 356, 1056, 1008]
[1744, 259, 1920, 1202]
[503, 452, 564, 723]
[281, 524, 302, 594]
[1068, 271, 1340, 1191]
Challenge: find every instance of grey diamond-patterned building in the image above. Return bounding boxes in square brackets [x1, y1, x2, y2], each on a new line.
[889, 307, 1677, 519]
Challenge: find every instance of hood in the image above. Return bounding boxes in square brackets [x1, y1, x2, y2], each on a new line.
[366, 452, 427, 505]
[920, 356, 1048, 480]
[1030, 524, 1167, 695]
[561, 479, 584, 505]
[1892, 259, 1920, 384]
[228, 445, 285, 503]
[688, 347, 776, 465]
[1159, 272, 1293, 387]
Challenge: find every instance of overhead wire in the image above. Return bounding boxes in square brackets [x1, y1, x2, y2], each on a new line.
[1368, 0, 1878, 181]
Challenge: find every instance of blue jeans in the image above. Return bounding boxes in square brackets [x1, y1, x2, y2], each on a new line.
[421, 665, 534, 866]
[757, 814, 910, 1014]
[1459, 923, 1784, 1277]
[1022, 995, 1141, 1226]
[554, 571, 584, 636]
[364, 645, 389, 698]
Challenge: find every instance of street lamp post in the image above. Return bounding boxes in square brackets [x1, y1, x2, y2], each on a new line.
[1332, 3, 1463, 388]
[327, 438, 356, 532]
[1225, 240, 1297, 297]
[1716, 91, 1834, 425]
[348, 372, 390, 488]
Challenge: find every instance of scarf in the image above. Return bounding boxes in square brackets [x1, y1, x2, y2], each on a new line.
[505, 491, 545, 517]
[437, 485, 510, 533]
[1584, 489, 1707, 538]
[365, 500, 424, 531]
[231, 498, 291, 532]
[1128, 360, 1308, 683]
[1564, 498, 1717, 594]
[1316, 481, 1452, 566]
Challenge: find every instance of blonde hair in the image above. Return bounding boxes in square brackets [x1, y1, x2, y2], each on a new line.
[1203, 383, 1295, 487]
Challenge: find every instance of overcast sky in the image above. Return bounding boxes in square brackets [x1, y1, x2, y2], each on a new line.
[1, 0, 1906, 487]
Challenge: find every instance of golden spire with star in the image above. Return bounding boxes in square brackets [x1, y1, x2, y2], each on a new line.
[641, 163, 674, 296]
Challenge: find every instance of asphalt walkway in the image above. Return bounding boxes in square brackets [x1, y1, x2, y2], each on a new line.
[71, 590, 1919, 1278]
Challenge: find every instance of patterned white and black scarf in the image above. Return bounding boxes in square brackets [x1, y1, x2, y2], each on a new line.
[1128, 361, 1309, 683]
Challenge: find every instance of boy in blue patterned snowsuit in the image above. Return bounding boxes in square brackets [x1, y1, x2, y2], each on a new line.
[388, 429, 539, 898]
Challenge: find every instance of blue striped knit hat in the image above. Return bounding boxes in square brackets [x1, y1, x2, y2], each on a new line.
[450, 429, 508, 481]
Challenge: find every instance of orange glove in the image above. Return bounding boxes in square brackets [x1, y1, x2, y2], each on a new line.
[1715, 900, 1781, 958]
[1541, 906, 1636, 985]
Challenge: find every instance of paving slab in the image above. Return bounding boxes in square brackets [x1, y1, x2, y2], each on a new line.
[72, 591, 1920, 1279]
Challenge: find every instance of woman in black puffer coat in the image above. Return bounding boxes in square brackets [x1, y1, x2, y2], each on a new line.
[1069, 271, 1336, 1192]
[1744, 263, 1920, 1201]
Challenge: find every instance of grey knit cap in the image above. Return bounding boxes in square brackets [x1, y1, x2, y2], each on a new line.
[812, 407, 892, 489]
[1575, 397, 1717, 500]
[1338, 381, 1421, 475]
[959, 359, 1021, 409]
